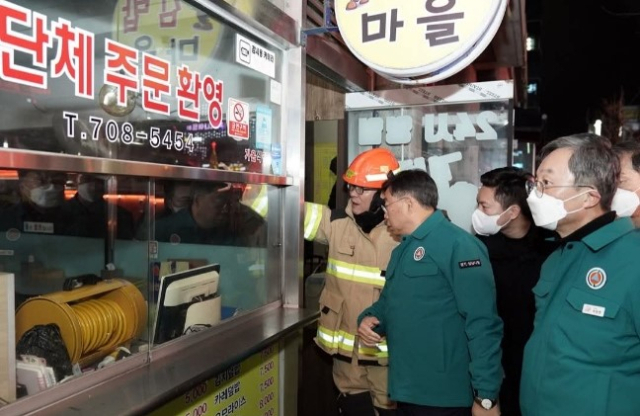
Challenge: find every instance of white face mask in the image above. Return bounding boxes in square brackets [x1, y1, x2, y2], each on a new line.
[526, 190, 589, 230]
[30, 184, 64, 208]
[611, 187, 640, 217]
[471, 207, 512, 236]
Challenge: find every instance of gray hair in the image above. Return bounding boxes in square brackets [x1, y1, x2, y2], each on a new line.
[540, 133, 619, 210]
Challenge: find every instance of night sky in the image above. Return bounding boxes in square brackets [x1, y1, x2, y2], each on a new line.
[539, 0, 640, 141]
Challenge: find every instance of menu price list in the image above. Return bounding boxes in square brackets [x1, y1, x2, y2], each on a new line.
[150, 344, 279, 416]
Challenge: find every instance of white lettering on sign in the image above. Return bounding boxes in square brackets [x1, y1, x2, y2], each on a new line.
[23, 221, 54, 234]
[424, 111, 498, 143]
[357, 111, 500, 146]
[235, 34, 276, 79]
[62, 112, 195, 152]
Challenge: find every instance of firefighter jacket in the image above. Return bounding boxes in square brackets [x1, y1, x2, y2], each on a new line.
[304, 201, 398, 363]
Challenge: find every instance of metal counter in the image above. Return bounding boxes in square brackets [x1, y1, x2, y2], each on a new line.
[5, 305, 317, 416]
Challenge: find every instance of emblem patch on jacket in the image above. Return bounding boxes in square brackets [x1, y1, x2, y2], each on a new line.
[585, 267, 606, 290]
[458, 259, 481, 268]
[414, 247, 425, 261]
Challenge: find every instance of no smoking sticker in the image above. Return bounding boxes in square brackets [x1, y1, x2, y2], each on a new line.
[228, 97, 250, 141]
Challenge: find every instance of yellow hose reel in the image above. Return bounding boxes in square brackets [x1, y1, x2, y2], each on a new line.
[15, 279, 146, 366]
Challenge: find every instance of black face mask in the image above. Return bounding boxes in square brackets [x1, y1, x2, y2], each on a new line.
[353, 191, 385, 234]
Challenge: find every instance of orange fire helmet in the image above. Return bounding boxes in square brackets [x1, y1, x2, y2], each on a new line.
[343, 148, 399, 189]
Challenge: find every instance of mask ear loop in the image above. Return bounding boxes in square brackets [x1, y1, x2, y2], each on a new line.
[496, 205, 514, 227]
[563, 189, 595, 214]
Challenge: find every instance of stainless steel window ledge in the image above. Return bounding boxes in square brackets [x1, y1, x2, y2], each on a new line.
[7, 305, 319, 416]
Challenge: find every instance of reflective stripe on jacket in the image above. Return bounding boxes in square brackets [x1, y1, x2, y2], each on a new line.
[304, 201, 397, 363]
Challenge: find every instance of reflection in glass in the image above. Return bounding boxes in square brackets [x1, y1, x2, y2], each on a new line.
[148, 179, 271, 348]
[0, 0, 286, 403]
[64, 174, 136, 239]
[154, 181, 266, 247]
[0, 170, 70, 235]
[0, 169, 149, 399]
[349, 101, 511, 233]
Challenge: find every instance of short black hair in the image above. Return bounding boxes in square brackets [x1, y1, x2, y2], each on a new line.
[480, 167, 533, 221]
[381, 169, 438, 209]
[613, 140, 640, 172]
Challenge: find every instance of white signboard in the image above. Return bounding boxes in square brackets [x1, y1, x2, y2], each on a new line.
[335, 0, 508, 84]
[235, 34, 276, 79]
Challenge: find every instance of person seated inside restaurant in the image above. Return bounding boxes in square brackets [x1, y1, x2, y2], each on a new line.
[154, 180, 266, 247]
[157, 180, 193, 219]
[0, 169, 73, 235]
[64, 174, 136, 239]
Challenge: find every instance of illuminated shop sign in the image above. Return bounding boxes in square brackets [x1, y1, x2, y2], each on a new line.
[0, 0, 224, 128]
[149, 344, 280, 416]
[334, 0, 508, 84]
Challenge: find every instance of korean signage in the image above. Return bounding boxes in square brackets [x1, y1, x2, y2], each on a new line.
[358, 109, 506, 234]
[334, 0, 508, 84]
[346, 81, 513, 233]
[228, 98, 250, 141]
[149, 344, 280, 416]
[0, 0, 283, 175]
[0, 1, 224, 129]
[235, 34, 276, 79]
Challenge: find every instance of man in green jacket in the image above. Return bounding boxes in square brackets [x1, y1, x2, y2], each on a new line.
[521, 133, 640, 416]
[357, 169, 503, 416]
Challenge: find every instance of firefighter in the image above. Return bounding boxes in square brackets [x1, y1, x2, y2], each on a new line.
[304, 148, 399, 416]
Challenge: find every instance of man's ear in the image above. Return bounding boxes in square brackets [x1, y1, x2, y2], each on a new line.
[404, 196, 413, 212]
[584, 190, 601, 209]
[507, 204, 521, 220]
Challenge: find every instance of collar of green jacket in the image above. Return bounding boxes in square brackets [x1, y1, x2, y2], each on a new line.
[409, 209, 446, 240]
[560, 212, 634, 251]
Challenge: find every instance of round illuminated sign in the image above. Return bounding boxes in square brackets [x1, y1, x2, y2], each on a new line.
[335, 0, 508, 84]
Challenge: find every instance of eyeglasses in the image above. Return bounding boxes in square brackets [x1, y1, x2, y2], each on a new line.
[526, 180, 594, 198]
[346, 184, 376, 195]
[381, 197, 408, 213]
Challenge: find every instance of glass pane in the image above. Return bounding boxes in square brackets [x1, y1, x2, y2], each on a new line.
[348, 100, 511, 233]
[0, 0, 284, 175]
[0, 169, 148, 398]
[146, 180, 276, 347]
